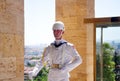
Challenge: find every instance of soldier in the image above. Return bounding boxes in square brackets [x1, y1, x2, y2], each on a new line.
[43, 21, 82, 81]
[29, 21, 82, 81]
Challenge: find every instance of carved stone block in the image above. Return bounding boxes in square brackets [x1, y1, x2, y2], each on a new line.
[0, 57, 16, 80]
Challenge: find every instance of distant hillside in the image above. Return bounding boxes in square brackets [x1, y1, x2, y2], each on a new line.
[96, 40, 120, 55]
[24, 44, 48, 66]
[24, 44, 48, 56]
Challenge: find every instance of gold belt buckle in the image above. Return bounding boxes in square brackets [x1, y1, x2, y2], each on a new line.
[52, 64, 59, 69]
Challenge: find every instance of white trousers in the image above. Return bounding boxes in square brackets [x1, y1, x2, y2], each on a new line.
[48, 77, 69, 81]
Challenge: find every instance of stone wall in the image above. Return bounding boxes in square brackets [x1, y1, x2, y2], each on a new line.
[0, 0, 24, 81]
[56, 0, 95, 81]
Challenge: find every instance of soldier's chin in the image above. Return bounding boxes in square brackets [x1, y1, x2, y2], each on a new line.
[55, 37, 61, 40]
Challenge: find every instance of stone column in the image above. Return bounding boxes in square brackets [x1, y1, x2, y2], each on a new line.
[56, 0, 95, 81]
[0, 0, 24, 81]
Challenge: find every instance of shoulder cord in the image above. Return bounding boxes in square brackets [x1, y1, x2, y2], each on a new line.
[43, 46, 53, 67]
[42, 48, 46, 66]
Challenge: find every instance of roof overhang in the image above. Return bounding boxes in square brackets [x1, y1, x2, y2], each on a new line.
[84, 16, 120, 27]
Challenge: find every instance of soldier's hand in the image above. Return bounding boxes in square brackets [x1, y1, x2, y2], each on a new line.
[28, 71, 33, 80]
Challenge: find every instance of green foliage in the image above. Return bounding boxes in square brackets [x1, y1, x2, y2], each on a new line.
[96, 42, 115, 81]
[33, 66, 49, 81]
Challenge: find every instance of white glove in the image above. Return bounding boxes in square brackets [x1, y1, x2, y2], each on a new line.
[28, 71, 33, 80]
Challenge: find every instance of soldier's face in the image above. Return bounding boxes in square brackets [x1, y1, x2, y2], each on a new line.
[53, 30, 64, 40]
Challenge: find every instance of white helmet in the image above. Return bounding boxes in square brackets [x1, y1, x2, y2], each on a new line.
[52, 21, 65, 30]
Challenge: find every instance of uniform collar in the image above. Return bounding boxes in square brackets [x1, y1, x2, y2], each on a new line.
[51, 39, 67, 47]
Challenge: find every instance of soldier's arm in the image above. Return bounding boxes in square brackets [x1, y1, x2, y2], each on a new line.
[62, 45, 82, 72]
[28, 47, 49, 79]
[28, 60, 43, 80]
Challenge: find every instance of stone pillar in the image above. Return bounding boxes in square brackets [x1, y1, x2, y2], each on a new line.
[56, 0, 95, 81]
[0, 0, 24, 81]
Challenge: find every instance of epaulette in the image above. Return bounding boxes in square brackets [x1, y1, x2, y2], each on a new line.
[66, 42, 74, 46]
[66, 42, 76, 49]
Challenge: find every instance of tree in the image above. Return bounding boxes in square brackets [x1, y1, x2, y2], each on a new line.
[103, 43, 115, 81]
[113, 47, 120, 81]
[96, 42, 115, 81]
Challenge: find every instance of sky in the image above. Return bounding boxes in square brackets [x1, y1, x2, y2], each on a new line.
[24, 0, 55, 45]
[24, 0, 120, 46]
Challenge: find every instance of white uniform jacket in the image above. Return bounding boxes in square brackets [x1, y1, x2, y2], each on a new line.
[43, 40, 82, 79]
